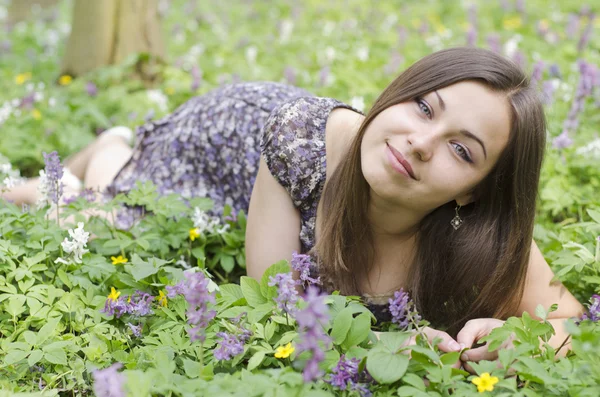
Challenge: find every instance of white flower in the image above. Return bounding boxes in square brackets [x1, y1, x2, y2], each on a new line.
[324, 47, 336, 63]
[245, 46, 258, 64]
[36, 170, 50, 209]
[503, 34, 522, 58]
[576, 138, 600, 159]
[192, 207, 229, 235]
[146, 89, 168, 111]
[356, 47, 369, 62]
[176, 255, 191, 269]
[279, 19, 294, 43]
[350, 96, 365, 112]
[55, 222, 90, 264]
[2, 176, 17, 188]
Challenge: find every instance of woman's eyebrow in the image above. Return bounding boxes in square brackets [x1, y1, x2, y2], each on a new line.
[434, 90, 488, 160]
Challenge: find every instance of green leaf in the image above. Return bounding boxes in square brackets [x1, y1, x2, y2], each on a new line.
[28, 349, 44, 366]
[331, 306, 353, 345]
[220, 255, 235, 273]
[43, 348, 68, 365]
[240, 276, 267, 307]
[182, 358, 202, 378]
[247, 350, 266, 371]
[366, 348, 409, 384]
[440, 351, 460, 366]
[3, 349, 29, 365]
[378, 332, 411, 353]
[342, 312, 371, 349]
[5, 295, 26, 317]
[397, 386, 429, 397]
[259, 260, 291, 301]
[126, 254, 169, 281]
[22, 331, 37, 347]
[401, 373, 426, 391]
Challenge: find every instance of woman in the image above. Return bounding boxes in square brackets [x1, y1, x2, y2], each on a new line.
[2, 47, 582, 365]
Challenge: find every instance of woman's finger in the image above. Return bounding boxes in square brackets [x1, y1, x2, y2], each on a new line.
[422, 327, 461, 353]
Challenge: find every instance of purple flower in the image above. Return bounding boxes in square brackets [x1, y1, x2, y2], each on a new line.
[169, 271, 216, 342]
[326, 355, 372, 397]
[577, 13, 595, 52]
[92, 363, 126, 397]
[541, 80, 557, 105]
[43, 151, 64, 205]
[127, 323, 142, 337]
[566, 13, 580, 39]
[127, 291, 154, 317]
[291, 251, 321, 287]
[268, 272, 299, 314]
[102, 296, 129, 318]
[555, 60, 598, 148]
[319, 66, 330, 87]
[581, 295, 600, 322]
[295, 286, 331, 382]
[530, 60, 545, 88]
[389, 289, 420, 329]
[86, 82, 98, 97]
[213, 332, 246, 361]
[190, 66, 202, 91]
[548, 63, 561, 79]
[284, 66, 297, 86]
[486, 34, 502, 53]
[515, 0, 526, 14]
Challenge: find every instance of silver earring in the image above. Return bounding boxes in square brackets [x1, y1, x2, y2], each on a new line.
[451, 205, 463, 230]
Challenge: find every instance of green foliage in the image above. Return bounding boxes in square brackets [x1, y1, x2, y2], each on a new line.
[0, 0, 599, 395]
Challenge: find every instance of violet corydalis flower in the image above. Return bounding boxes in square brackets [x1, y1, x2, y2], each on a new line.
[389, 289, 421, 330]
[92, 363, 126, 397]
[581, 295, 600, 322]
[86, 82, 98, 97]
[291, 251, 321, 287]
[326, 355, 373, 397]
[167, 270, 216, 342]
[213, 331, 249, 361]
[42, 151, 64, 205]
[268, 272, 299, 314]
[295, 286, 331, 382]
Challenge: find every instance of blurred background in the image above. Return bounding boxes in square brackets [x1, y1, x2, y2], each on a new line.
[0, 0, 597, 173]
[0, 0, 598, 300]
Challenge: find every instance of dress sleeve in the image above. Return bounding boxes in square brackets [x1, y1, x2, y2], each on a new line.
[259, 97, 328, 210]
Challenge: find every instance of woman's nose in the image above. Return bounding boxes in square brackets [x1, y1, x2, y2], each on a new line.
[407, 129, 436, 162]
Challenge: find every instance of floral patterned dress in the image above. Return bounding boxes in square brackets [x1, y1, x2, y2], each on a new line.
[107, 81, 393, 322]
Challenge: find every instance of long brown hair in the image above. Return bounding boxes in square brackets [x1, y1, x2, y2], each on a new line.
[314, 47, 546, 334]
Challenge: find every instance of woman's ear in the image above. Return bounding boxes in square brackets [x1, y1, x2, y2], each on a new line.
[455, 191, 474, 207]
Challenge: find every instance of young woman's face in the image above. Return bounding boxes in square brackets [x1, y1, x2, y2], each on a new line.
[360, 81, 512, 212]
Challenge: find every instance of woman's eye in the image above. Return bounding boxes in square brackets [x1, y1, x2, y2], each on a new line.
[452, 143, 473, 163]
[416, 98, 432, 119]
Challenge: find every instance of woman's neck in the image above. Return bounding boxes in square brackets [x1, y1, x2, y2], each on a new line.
[367, 188, 425, 240]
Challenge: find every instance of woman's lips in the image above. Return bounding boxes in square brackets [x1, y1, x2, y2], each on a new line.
[386, 143, 416, 180]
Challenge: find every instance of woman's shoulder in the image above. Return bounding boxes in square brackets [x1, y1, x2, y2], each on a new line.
[260, 96, 362, 149]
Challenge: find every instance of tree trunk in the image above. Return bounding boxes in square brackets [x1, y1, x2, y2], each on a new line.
[60, 0, 165, 77]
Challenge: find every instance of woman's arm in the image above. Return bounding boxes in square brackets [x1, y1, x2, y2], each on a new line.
[516, 240, 584, 350]
[245, 156, 302, 281]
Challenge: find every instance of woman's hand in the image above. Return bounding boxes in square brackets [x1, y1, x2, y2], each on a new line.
[374, 327, 463, 369]
[456, 318, 514, 372]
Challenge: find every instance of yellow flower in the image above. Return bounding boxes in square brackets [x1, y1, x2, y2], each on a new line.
[15, 72, 31, 85]
[157, 290, 168, 307]
[107, 287, 121, 302]
[31, 109, 42, 120]
[165, 87, 175, 95]
[59, 75, 72, 86]
[472, 372, 499, 393]
[274, 342, 294, 359]
[189, 228, 200, 241]
[503, 16, 522, 30]
[111, 255, 128, 265]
